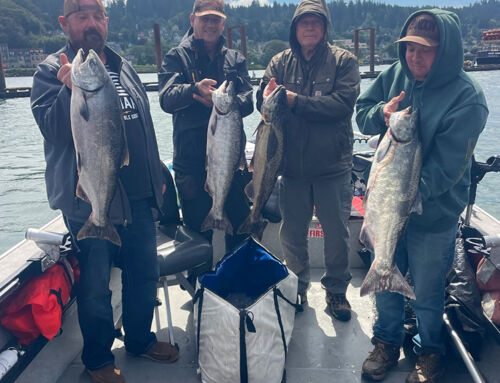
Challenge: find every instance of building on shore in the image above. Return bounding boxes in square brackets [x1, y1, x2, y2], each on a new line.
[0, 44, 47, 68]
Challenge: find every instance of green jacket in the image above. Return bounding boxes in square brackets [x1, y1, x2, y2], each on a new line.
[257, 0, 360, 178]
[356, 9, 489, 230]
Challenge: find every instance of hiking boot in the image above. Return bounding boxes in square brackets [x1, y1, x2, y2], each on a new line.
[137, 341, 179, 363]
[362, 338, 400, 381]
[296, 292, 308, 313]
[406, 353, 444, 383]
[87, 365, 125, 383]
[325, 292, 351, 321]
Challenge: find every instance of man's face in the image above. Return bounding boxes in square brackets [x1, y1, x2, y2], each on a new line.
[405, 42, 438, 82]
[296, 14, 325, 52]
[190, 13, 225, 45]
[59, 0, 108, 54]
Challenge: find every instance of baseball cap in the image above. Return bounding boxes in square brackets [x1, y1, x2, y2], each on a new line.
[192, 0, 226, 19]
[64, 0, 106, 18]
[395, 13, 440, 47]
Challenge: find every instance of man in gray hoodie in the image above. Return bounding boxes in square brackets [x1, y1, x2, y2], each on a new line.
[257, 0, 360, 320]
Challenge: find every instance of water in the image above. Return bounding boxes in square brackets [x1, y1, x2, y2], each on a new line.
[1, 68, 499, 254]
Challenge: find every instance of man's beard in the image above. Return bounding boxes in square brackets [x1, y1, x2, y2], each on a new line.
[72, 29, 106, 54]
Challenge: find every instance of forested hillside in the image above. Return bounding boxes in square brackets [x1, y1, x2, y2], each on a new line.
[1, 0, 499, 66]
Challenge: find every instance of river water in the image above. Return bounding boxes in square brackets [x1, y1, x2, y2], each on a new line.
[0, 67, 499, 254]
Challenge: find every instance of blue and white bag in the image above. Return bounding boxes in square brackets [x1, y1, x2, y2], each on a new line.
[194, 238, 298, 383]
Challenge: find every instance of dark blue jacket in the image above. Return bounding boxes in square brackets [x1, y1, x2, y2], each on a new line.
[31, 44, 165, 224]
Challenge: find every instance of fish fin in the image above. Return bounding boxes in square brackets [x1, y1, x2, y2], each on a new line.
[362, 188, 370, 208]
[411, 191, 423, 215]
[360, 262, 416, 299]
[248, 155, 255, 172]
[200, 210, 233, 235]
[79, 92, 90, 121]
[77, 218, 122, 247]
[76, 151, 82, 173]
[244, 180, 255, 200]
[75, 181, 91, 204]
[359, 223, 374, 253]
[376, 138, 392, 162]
[210, 118, 217, 135]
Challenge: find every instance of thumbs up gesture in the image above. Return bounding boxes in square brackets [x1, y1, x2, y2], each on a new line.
[57, 53, 72, 89]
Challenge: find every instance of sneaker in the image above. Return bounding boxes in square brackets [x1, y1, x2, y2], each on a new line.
[361, 338, 400, 381]
[296, 292, 308, 312]
[406, 353, 444, 383]
[136, 341, 179, 363]
[87, 365, 125, 383]
[325, 292, 351, 321]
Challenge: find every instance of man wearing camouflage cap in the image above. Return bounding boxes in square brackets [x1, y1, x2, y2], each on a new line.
[356, 9, 488, 382]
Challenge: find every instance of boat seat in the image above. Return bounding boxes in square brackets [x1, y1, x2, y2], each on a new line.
[154, 224, 213, 346]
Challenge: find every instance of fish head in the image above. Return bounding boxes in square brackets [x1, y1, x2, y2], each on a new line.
[262, 85, 288, 123]
[388, 106, 418, 143]
[212, 80, 235, 115]
[71, 49, 109, 92]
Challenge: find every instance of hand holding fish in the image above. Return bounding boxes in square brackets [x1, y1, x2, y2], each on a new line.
[263, 78, 278, 97]
[194, 78, 217, 107]
[57, 53, 72, 89]
[383, 91, 405, 127]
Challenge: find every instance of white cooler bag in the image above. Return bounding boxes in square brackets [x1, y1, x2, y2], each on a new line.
[193, 238, 298, 383]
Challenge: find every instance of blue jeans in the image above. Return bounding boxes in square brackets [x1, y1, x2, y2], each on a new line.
[373, 220, 457, 355]
[65, 199, 159, 370]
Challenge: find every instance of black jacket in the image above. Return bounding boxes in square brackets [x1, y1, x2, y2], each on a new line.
[31, 44, 165, 224]
[158, 29, 253, 176]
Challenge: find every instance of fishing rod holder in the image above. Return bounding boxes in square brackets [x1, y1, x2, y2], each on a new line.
[465, 155, 500, 226]
[25, 228, 67, 272]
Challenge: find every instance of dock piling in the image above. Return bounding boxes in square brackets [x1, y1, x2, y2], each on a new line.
[0, 50, 6, 97]
[154, 23, 162, 72]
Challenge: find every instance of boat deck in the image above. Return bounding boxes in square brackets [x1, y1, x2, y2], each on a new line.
[11, 219, 500, 383]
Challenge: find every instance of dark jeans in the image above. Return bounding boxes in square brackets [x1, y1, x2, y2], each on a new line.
[65, 199, 159, 370]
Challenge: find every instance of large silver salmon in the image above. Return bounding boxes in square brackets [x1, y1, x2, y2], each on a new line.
[201, 80, 245, 235]
[359, 106, 422, 299]
[70, 49, 129, 246]
[237, 85, 289, 240]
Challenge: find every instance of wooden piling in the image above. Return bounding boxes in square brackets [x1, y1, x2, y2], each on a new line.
[0, 50, 6, 96]
[154, 24, 162, 72]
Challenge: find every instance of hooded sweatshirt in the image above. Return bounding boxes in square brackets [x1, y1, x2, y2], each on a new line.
[257, 0, 361, 179]
[356, 9, 488, 230]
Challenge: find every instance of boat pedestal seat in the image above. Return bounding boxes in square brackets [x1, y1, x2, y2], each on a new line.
[154, 224, 213, 347]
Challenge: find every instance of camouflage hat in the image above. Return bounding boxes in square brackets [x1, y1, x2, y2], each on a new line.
[192, 0, 226, 19]
[395, 13, 440, 47]
[64, 0, 106, 18]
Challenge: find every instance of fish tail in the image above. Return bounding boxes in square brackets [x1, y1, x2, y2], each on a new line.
[77, 218, 122, 247]
[237, 216, 267, 241]
[359, 224, 374, 253]
[360, 262, 416, 300]
[201, 210, 233, 235]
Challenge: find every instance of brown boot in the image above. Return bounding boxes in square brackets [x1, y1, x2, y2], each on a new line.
[325, 292, 351, 321]
[361, 338, 400, 381]
[406, 353, 444, 383]
[137, 341, 179, 363]
[87, 365, 125, 383]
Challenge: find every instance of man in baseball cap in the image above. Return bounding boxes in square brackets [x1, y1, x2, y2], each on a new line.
[395, 13, 440, 47]
[192, 0, 226, 19]
[63, 0, 106, 18]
